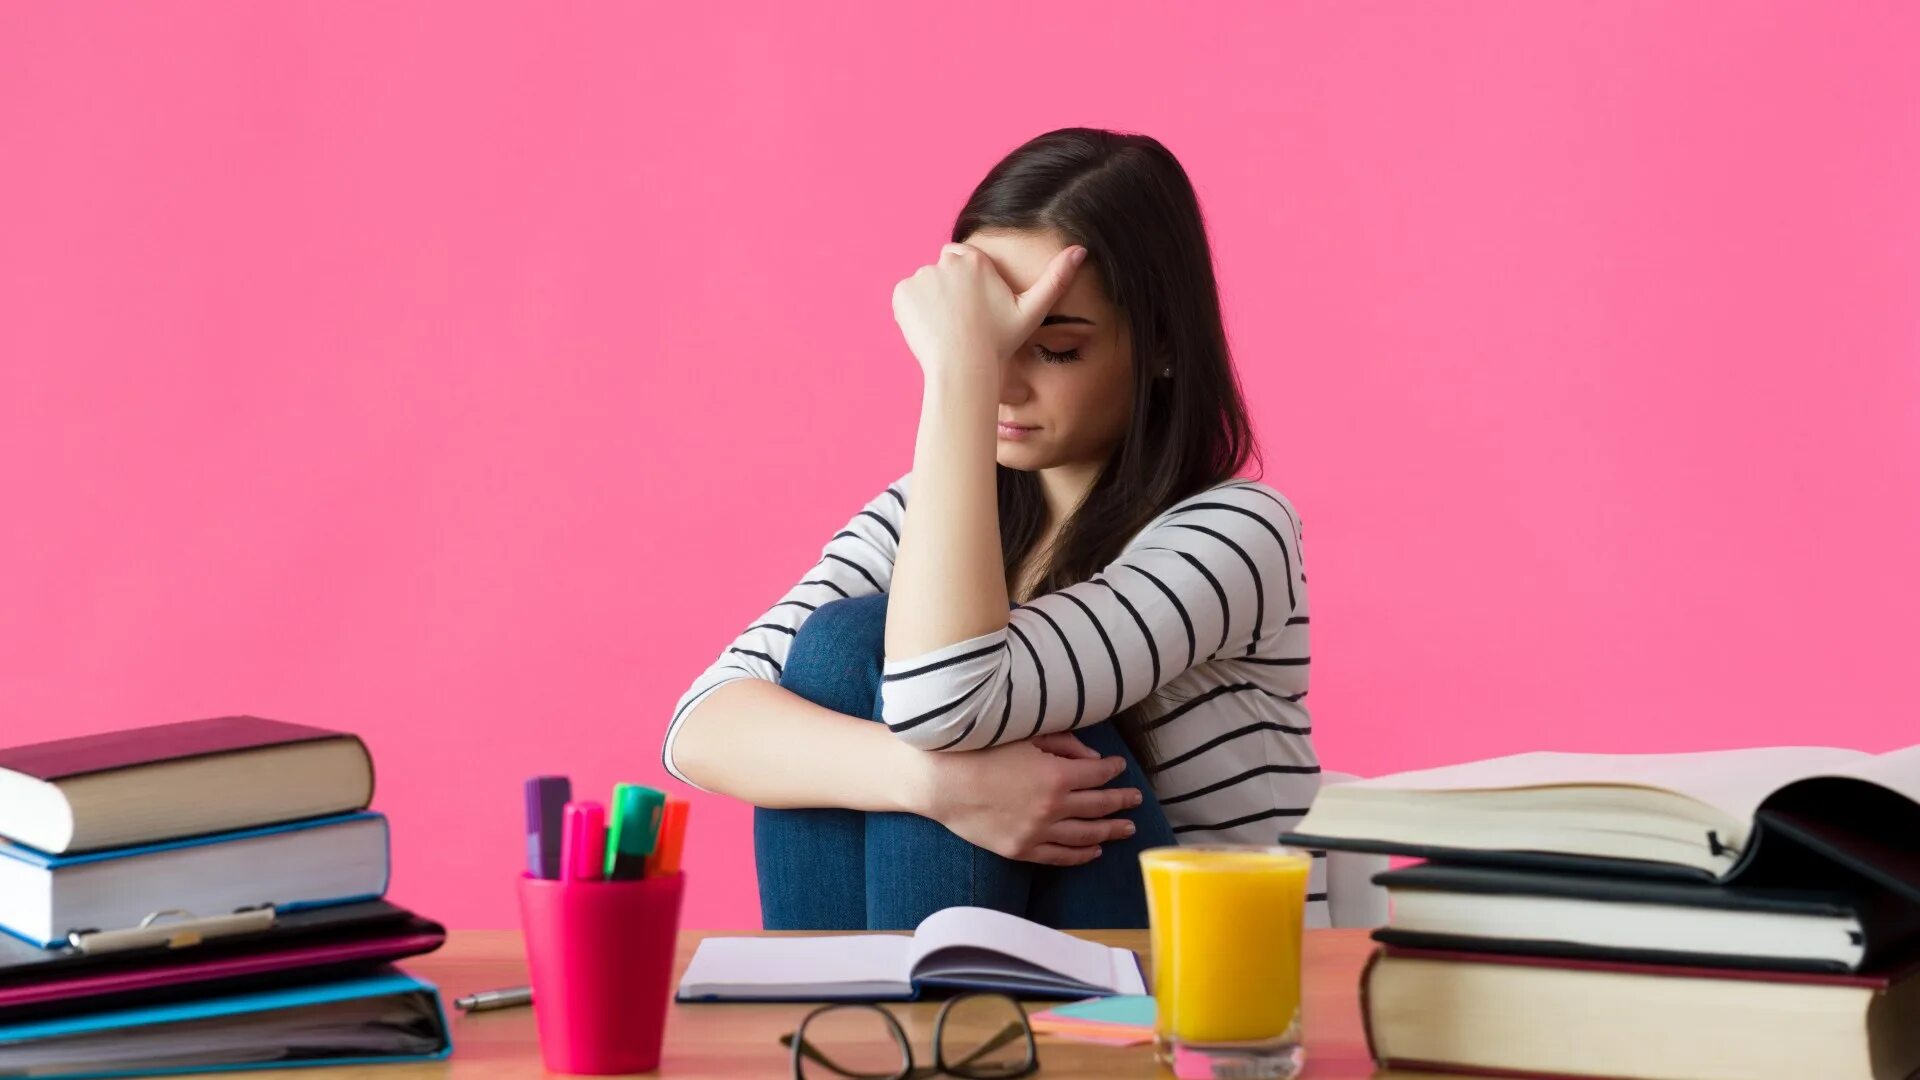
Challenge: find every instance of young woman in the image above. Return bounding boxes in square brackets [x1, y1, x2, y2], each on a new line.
[662, 127, 1319, 931]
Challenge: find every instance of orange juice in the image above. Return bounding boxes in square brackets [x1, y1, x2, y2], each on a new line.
[1141, 845, 1311, 1050]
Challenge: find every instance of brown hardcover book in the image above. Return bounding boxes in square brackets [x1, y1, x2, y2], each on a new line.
[1360, 943, 1920, 1080]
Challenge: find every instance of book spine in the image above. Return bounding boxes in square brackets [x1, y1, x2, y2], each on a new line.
[416, 981, 454, 1058]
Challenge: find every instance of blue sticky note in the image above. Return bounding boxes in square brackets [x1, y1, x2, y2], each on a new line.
[1049, 994, 1157, 1027]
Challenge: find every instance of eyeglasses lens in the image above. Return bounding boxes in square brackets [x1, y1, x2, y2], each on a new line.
[938, 995, 1035, 1078]
[797, 1005, 910, 1080]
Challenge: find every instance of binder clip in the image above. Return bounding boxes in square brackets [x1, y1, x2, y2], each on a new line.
[65, 905, 277, 955]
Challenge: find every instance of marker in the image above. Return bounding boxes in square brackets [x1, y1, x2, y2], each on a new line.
[524, 776, 571, 880]
[644, 797, 690, 878]
[605, 784, 665, 880]
[560, 800, 606, 882]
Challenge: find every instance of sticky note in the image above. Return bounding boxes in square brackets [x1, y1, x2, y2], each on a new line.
[1034, 994, 1156, 1028]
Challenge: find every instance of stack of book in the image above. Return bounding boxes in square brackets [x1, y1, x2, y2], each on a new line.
[0, 716, 453, 1076]
[1284, 744, 1920, 1080]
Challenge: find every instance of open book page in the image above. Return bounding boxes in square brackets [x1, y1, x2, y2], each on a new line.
[906, 907, 1143, 995]
[677, 934, 914, 995]
[1819, 744, 1920, 802]
[1354, 748, 1872, 824]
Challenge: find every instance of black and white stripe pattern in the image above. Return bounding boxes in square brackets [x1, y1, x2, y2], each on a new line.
[663, 473, 1326, 923]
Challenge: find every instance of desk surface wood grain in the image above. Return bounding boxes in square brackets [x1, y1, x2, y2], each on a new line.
[194, 929, 1467, 1079]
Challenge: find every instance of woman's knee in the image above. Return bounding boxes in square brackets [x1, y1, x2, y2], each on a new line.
[787, 593, 889, 670]
[780, 593, 891, 712]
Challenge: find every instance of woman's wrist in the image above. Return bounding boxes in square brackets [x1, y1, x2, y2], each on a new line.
[919, 352, 999, 400]
[887, 738, 944, 819]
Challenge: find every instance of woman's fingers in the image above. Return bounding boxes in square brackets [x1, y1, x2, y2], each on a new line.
[1044, 817, 1136, 848]
[1058, 755, 1129, 791]
[1059, 787, 1141, 821]
[1030, 732, 1099, 759]
[1023, 843, 1103, 867]
[1014, 245, 1085, 324]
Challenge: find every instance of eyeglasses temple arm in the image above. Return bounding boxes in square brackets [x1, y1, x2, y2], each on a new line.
[946, 1021, 1029, 1070]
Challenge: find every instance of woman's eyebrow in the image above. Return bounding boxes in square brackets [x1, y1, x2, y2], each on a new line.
[1040, 314, 1095, 326]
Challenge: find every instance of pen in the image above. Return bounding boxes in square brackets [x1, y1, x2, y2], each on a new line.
[605, 783, 666, 880]
[560, 800, 606, 882]
[454, 985, 533, 1013]
[524, 775, 571, 880]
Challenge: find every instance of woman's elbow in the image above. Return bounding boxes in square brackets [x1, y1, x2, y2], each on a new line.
[878, 689, 998, 751]
[879, 672, 1013, 749]
[883, 716, 972, 751]
[663, 720, 716, 786]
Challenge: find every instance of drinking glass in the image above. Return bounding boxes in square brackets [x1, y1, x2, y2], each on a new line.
[1140, 844, 1312, 1079]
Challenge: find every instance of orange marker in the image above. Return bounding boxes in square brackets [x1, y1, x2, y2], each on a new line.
[644, 798, 689, 878]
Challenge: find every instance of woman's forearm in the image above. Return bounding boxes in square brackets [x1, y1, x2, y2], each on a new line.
[669, 678, 930, 812]
[886, 363, 1009, 659]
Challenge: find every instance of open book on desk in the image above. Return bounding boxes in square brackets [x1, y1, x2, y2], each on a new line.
[676, 906, 1147, 1003]
[1282, 745, 1920, 903]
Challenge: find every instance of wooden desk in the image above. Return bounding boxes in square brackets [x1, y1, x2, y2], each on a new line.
[218, 929, 1456, 1079]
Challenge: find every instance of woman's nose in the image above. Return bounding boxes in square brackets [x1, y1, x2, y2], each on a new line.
[999, 357, 1031, 405]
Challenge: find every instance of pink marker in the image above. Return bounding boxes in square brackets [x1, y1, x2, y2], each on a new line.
[559, 800, 607, 882]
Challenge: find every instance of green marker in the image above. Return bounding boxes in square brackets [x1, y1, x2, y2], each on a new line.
[604, 783, 666, 880]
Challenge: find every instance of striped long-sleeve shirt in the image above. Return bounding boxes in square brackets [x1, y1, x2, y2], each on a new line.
[663, 472, 1329, 924]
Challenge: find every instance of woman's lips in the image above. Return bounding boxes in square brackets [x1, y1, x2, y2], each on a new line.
[997, 422, 1037, 440]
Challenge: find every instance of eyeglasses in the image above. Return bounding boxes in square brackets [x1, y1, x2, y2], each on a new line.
[779, 992, 1040, 1080]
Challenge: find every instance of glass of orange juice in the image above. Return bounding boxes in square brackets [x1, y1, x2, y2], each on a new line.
[1140, 844, 1312, 1079]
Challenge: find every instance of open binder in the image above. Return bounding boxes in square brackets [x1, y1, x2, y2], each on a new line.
[0, 968, 451, 1078]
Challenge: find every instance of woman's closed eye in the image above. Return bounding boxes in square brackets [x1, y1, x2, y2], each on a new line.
[1033, 343, 1083, 364]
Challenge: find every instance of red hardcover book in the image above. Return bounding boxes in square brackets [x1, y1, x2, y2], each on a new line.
[0, 716, 374, 854]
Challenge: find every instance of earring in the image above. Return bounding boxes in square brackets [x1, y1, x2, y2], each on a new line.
[1160, 366, 1173, 378]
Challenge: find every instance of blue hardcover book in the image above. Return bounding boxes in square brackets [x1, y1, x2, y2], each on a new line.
[0, 813, 390, 948]
[0, 967, 451, 1078]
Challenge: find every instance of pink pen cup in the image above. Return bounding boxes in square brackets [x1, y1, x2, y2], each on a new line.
[516, 869, 686, 1074]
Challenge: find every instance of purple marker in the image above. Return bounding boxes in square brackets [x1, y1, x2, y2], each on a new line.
[524, 775, 572, 879]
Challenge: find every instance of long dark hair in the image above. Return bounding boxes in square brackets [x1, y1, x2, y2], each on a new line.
[952, 127, 1263, 769]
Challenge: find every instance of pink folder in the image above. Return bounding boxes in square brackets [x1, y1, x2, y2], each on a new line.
[0, 900, 444, 1021]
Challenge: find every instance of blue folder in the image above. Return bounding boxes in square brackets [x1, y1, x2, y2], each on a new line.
[0, 968, 452, 1078]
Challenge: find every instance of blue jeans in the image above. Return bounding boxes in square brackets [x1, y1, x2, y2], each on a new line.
[754, 593, 1178, 930]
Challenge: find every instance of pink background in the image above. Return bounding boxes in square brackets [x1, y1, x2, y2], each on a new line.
[3, 2, 1915, 929]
